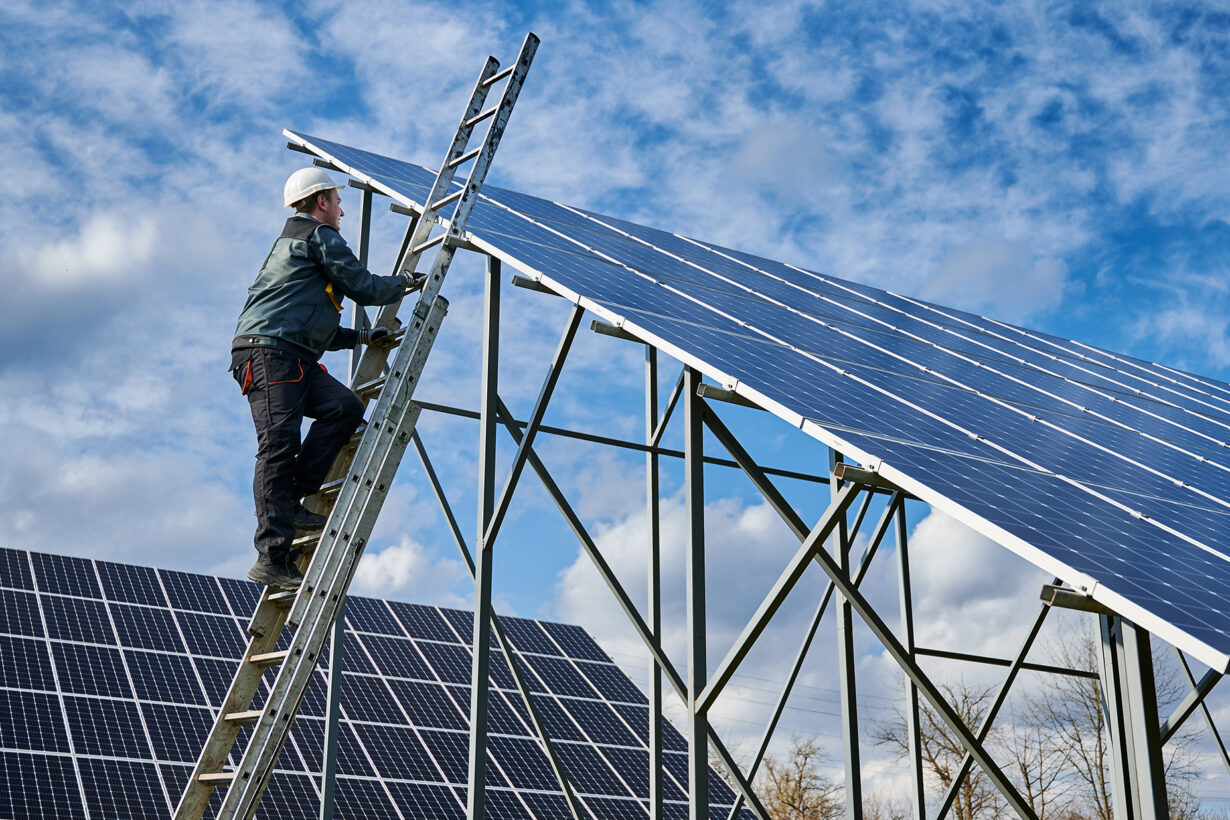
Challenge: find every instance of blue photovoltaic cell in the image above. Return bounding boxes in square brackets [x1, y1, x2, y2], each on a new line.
[63, 695, 149, 758]
[50, 642, 131, 698]
[388, 600, 458, 642]
[0, 588, 43, 637]
[159, 568, 228, 613]
[0, 689, 70, 752]
[5, 548, 763, 818]
[97, 560, 167, 607]
[41, 596, 115, 645]
[288, 131, 1230, 663]
[0, 751, 86, 820]
[1, 636, 55, 692]
[31, 552, 101, 598]
[0, 547, 34, 589]
[79, 758, 169, 818]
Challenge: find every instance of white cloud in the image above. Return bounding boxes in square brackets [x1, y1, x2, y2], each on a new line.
[351, 535, 471, 608]
[31, 212, 158, 289]
[166, 0, 308, 111]
[921, 238, 1071, 321]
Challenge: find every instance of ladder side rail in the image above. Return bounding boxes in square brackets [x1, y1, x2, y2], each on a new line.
[290, 289, 447, 628]
[219, 299, 448, 818]
[347, 56, 503, 392]
[228, 399, 429, 819]
[174, 596, 291, 818]
[196, 37, 538, 820]
[415, 33, 540, 315]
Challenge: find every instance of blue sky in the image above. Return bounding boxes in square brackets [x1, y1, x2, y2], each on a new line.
[3, 0, 1230, 806]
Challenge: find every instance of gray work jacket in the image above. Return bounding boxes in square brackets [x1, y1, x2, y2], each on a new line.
[232, 215, 405, 359]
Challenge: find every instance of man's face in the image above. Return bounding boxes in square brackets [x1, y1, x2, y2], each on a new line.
[317, 189, 343, 229]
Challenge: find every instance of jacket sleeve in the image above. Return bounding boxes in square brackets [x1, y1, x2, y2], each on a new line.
[326, 327, 361, 351]
[312, 226, 407, 306]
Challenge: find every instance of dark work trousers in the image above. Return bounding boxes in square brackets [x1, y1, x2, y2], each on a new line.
[231, 346, 364, 561]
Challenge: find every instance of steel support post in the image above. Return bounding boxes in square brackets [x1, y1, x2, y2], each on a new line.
[413, 431, 585, 820]
[894, 502, 926, 820]
[318, 601, 346, 820]
[470, 299, 582, 820]
[830, 452, 862, 820]
[684, 367, 710, 820]
[349, 187, 374, 380]
[646, 347, 664, 820]
[1098, 616, 1169, 820]
[467, 256, 501, 820]
[491, 396, 770, 819]
[323, 185, 373, 820]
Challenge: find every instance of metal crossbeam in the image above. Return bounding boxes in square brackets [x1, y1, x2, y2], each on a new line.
[935, 589, 1058, 820]
[797, 505, 1043, 820]
[491, 396, 773, 820]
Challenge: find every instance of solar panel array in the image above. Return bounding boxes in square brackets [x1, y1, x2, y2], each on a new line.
[286, 130, 1230, 673]
[0, 547, 749, 819]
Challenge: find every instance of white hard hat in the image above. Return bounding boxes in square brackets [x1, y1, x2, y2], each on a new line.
[283, 167, 345, 208]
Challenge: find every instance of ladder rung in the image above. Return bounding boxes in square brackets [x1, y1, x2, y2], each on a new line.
[430, 189, 464, 211]
[249, 650, 290, 667]
[482, 65, 515, 87]
[225, 710, 263, 726]
[266, 590, 297, 606]
[447, 147, 481, 169]
[319, 478, 344, 498]
[412, 233, 446, 255]
[356, 377, 386, 397]
[199, 772, 235, 786]
[464, 106, 498, 129]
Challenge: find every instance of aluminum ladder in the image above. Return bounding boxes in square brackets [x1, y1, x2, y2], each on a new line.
[173, 33, 538, 820]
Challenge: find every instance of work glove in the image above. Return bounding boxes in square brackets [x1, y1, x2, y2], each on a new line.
[357, 327, 395, 347]
[401, 271, 428, 293]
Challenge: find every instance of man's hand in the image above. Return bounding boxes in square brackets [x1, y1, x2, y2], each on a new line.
[401, 271, 428, 293]
[357, 327, 396, 348]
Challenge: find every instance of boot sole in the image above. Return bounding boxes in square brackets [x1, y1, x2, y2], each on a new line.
[246, 568, 303, 591]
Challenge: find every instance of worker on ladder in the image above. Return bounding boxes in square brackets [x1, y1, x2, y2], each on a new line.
[230, 168, 420, 591]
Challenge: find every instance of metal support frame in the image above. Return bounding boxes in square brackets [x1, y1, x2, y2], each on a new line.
[646, 348, 665, 820]
[1098, 616, 1170, 820]
[896, 502, 926, 820]
[684, 366, 710, 820]
[310, 164, 1226, 820]
[831, 452, 863, 820]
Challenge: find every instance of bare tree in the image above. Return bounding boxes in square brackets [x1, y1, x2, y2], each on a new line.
[1001, 707, 1069, 819]
[756, 735, 844, 820]
[1021, 622, 1206, 820]
[872, 679, 1006, 820]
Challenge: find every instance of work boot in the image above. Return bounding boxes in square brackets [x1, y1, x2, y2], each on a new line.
[293, 502, 326, 534]
[246, 555, 304, 591]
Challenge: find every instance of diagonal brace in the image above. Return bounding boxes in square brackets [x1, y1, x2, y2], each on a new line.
[936, 588, 1057, 820]
[803, 523, 1041, 820]
[482, 305, 584, 551]
[493, 397, 772, 820]
[1172, 649, 1230, 776]
[411, 432, 585, 820]
[696, 483, 861, 715]
[1160, 655, 1221, 744]
[724, 492, 902, 820]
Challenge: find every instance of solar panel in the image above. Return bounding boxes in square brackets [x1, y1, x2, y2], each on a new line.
[283, 130, 1230, 672]
[0, 547, 753, 819]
